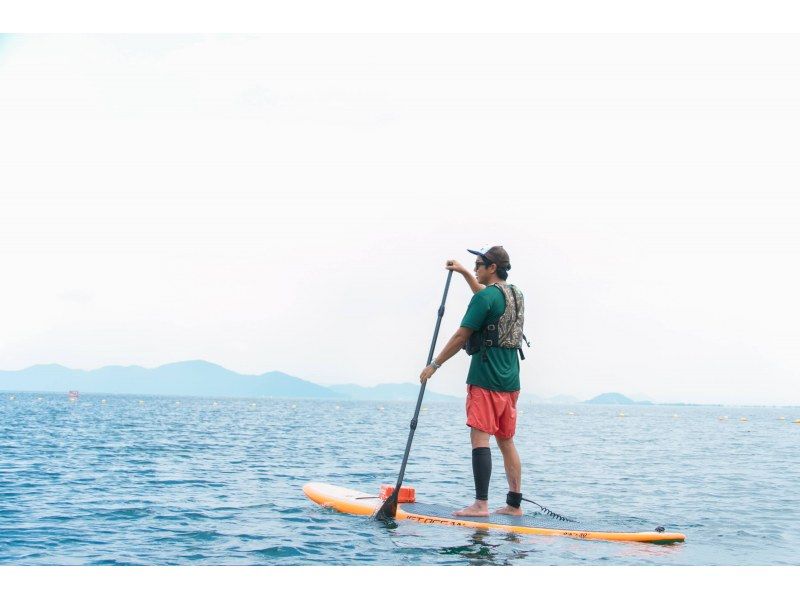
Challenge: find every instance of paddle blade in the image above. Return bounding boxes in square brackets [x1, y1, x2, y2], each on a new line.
[374, 492, 398, 522]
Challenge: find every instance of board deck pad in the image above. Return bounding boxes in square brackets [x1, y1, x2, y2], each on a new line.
[402, 502, 593, 532]
[303, 482, 686, 544]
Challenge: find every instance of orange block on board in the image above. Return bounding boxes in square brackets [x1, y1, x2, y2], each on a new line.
[379, 484, 416, 503]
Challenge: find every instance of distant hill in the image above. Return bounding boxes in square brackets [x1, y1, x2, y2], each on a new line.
[328, 383, 460, 401]
[586, 392, 634, 405]
[585, 392, 653, 405]
[629, 393, 656, 403]
[0, 361, 342, 399]
[0, 361, 671, 405]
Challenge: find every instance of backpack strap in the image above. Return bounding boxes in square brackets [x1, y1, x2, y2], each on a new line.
[518, 333, 531, 360]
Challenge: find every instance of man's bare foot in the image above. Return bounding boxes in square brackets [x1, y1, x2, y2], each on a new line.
[453, 501, 489, 517]
[494, 505, 524, 516]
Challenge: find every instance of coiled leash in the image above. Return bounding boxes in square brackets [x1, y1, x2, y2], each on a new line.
[507, 492, 578, 523]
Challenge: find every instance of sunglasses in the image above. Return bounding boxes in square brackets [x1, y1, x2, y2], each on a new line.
[474, 261, 492, 269]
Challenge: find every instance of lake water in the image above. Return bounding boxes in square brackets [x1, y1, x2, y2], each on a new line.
[1, 391, 798, 565]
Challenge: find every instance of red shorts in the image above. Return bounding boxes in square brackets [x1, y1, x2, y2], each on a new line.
[465, 384, 520, 439]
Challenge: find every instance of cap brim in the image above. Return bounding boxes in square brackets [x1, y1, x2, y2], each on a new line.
[467, 249, 484, 257]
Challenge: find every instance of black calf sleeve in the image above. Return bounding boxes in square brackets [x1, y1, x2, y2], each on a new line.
[472, 447, 492, 501]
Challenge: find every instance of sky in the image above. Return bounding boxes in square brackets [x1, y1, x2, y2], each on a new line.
[1, 33, 799, 405]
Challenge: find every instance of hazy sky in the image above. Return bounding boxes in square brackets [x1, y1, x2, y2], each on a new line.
[1, 34, 798, 404]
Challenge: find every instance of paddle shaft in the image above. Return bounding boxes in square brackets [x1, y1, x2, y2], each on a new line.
[376, 269, 454, 520]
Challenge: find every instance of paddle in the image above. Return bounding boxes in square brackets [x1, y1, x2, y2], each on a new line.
[374, 268, 454, 522]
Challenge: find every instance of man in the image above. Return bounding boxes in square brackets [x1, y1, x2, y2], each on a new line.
[419, 245, 526, 517]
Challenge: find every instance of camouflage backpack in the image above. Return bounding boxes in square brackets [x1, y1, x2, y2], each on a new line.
[492, 283, 527, 351]
[465, 282, 531, 360]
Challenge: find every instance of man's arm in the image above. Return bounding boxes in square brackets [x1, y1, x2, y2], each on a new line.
[419, 326, 473, 383]
[447, 260, 485, 294]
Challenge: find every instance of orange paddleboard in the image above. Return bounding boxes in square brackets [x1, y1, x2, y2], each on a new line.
[303, 482, 685, 544]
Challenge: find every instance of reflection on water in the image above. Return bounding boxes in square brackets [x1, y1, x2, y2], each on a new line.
[439, 530, 500, 564]
[438, 531, 538, 565]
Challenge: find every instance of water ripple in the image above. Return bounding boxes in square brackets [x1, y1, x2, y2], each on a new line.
[1, 393, 799, 564]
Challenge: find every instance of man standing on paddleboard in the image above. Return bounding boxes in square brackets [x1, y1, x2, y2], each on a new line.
[419, 246, 528, 517]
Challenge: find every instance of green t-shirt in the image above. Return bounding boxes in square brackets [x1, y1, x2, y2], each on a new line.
[460, 285, 521, 392]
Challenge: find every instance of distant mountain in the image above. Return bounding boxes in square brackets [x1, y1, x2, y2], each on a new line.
[629, 393, 656, 403]
[584, 392, 653, 405]
[585, 392, 635, 405]
[0, 360, 342, 399]
[328, 383, 460, 401]
[0, 361, 669, 405]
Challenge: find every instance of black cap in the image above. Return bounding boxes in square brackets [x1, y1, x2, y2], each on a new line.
[467, 246, 511, 270]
